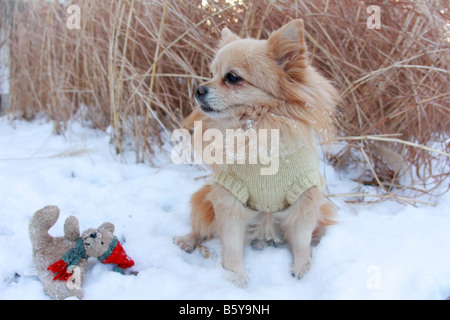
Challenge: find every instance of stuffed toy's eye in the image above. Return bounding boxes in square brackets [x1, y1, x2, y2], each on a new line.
[224, 72, 242, 84]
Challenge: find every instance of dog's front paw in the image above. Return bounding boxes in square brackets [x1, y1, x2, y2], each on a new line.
[223, 268, 249, 288]
[173, 235, 196, 253]
[291, 260, 310, 279]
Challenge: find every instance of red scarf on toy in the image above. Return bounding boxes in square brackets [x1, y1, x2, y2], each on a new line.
[48, 236, 134, 281]
[98, 237, 134, 269]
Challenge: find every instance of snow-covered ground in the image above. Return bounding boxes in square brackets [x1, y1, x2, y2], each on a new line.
[0, 116, 449, 300]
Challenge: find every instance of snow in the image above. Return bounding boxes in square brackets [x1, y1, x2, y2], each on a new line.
[0, 116, 449, 300]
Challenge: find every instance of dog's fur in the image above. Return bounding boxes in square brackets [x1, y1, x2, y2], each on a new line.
[174, 20, 338, 287]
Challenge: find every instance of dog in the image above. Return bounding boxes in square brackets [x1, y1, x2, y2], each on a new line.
[174, 19, 338, 287]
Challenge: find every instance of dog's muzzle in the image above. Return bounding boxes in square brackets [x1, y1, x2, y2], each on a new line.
[195, 85, 208, 105]
[195, 86, 215, 113]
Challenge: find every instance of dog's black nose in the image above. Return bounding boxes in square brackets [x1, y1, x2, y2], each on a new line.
[195, 86, 208, 100]
[90, 232, 97, 238]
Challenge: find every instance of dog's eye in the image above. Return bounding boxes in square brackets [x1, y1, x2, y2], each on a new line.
[224, 72, 242, 84]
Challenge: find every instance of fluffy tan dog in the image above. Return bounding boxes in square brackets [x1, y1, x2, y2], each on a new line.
[175, 19, 338, 287]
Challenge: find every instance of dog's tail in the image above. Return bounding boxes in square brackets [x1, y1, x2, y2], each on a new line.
[312, 201, 337, 243]
[29, 205, 60, 251]
[190, 184, 216, 241]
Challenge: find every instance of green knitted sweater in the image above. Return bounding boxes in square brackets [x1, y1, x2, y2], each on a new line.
[213, 145, 325, 213]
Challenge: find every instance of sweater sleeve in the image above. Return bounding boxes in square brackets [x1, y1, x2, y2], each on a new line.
[285, 171, 326, 206]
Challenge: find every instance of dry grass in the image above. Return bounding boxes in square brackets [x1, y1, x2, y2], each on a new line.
[1, 0, 449, 202]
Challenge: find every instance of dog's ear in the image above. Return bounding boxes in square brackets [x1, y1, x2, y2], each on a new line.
[218, 27, 240, 48]
[267, 19, 308, 71]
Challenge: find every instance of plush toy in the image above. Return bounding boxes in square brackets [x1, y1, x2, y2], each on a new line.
[29, 205, 134, 300]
